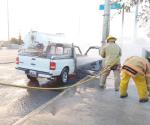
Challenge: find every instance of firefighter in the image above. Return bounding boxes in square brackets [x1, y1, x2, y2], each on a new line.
[120, 56, 150, 103]
[99, 36, 122, 91]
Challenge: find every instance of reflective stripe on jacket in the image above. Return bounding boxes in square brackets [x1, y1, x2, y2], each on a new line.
[122, 56, 150, 91]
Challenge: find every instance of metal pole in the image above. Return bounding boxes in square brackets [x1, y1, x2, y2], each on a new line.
[121, 3, 125, 37]
[134, 0, 139, 39]
[7, 0, 10, 42]
[102, 0, 110, 44]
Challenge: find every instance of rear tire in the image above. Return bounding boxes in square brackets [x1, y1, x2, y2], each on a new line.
[60, 68, 69, 84]
[27, 75, 37, 81]
[27, 75, 39, 86]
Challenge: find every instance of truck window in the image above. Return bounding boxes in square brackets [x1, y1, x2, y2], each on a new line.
[56, 47, 63, 55]
[64, 47, 72, 56]
[20, 43, 73, 58]
[86, 48, 100, 57]
[19, 43, 45, 57]
[46, 45, 55, 55]
[50, 46, 55, 55]
[75, 47, 82, 56]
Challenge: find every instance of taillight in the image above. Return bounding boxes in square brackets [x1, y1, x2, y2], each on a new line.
[16, 57, 19, 64]
[50, 62, 56, 70]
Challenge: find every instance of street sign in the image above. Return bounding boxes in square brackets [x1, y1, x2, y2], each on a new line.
[99, 5, 105, 10]
[99, 2, 121, 10]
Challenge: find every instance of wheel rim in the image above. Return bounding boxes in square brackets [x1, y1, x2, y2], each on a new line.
[62, 71, 68, 83]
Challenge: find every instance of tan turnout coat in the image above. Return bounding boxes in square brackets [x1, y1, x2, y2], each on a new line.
[122, 56, 150, 91]
[100, 42, 122, 67]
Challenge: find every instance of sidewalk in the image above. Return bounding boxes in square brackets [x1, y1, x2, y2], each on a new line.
[13, 77, 150, 125]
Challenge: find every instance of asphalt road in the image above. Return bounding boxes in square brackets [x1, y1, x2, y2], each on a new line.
[0, 49, 61, 125]
[0, 48, 100, 125]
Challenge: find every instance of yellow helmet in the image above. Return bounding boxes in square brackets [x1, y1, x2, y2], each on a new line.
[106, 36, 117, 42]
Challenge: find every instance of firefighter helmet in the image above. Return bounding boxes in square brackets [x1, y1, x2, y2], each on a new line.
[106, 36, 117, 42]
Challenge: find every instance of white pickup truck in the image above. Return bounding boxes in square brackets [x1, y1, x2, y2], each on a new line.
[16, 31, 102, 84]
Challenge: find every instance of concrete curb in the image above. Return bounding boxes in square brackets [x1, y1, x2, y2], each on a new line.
[12, 89, 70, 125]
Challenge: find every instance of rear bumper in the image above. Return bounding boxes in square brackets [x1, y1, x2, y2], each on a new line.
[16, 67, 54, 79]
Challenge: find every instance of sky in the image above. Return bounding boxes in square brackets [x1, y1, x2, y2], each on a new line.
[0, 0, 102, 43]
[0, 0, 146, 49]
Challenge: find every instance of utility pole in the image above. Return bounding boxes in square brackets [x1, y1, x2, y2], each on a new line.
[134, 0, 139, 39]
[121, 3, 125, 37]
[7, 0, 10, 42]
[102, 0, 110, 44]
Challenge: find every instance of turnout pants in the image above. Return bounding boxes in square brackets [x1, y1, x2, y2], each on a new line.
[120, 71, 148, 99]
[99, 65, 120, 90]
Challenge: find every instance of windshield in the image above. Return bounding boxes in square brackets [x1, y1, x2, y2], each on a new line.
[19, 43, 73, 58]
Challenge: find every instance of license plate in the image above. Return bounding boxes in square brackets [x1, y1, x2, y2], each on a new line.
[29, 70, 37, 77]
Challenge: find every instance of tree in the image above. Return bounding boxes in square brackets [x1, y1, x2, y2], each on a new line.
[121, 0, 150, 37]
[9, 33, 23, 45]
[18, 33, 24, 45]
[10, 37, 23, 45]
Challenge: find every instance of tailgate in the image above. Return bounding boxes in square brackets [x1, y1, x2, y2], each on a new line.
[16, 56, 50, 73]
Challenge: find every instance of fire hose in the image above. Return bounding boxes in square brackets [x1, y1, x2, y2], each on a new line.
[0, 57, 120, 90]
[0, 61, 15, 64]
